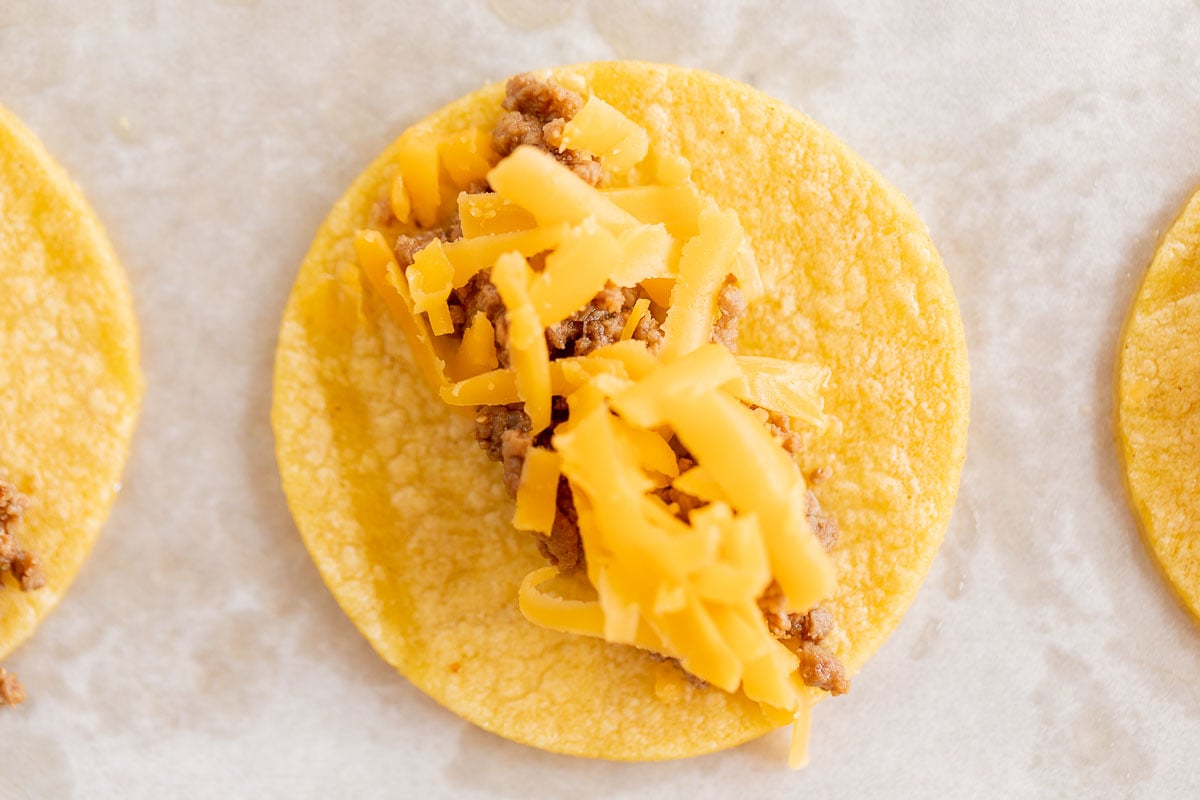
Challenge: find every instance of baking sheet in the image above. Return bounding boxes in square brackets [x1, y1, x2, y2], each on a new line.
[2, 1, 1200, 796]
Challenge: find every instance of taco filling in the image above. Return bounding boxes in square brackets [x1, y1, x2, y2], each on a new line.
[0, 479, 44, 705]
[355, 73, 852, 763]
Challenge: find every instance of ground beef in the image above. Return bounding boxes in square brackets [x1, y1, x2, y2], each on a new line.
[796, 641, 849, 695]
[451, 269, 505, 337]
[536, 479, 584, 571]
[544, 284, 662, 358]
[474, 404, 531, 462]
[758, 407, 804, 459]
[492, 73, 603, 186]
[499, 428, 531, 498]
[711, 280, 747, 353]
[393, 217, 463, 268]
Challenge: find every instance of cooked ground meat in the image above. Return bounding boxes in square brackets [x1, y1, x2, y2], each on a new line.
[545, 284, 662, 358]
[796, 641, 850, 696]
[758, 407, 804, 458]
[536, 479, 584, 571]
[806, 490, 839, 552]
[0, 669, 24, 706]
[499, 428, 531, 498]
[1, 480, 45, 707]
[711, 279, 747, 353]
[393, 217, 463, 267]
[474, 404, 531, 462]
[492, 73, 603, 186]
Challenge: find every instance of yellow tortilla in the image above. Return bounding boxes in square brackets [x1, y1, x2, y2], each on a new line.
[273, 62, 969, 759]
[0, 105, 143, 664]
[1118, 186, 1200, 620]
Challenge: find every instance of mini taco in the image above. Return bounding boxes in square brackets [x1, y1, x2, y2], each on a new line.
[273, 62, 968, 764]
[1118, 187, 1200, 620]
[0, 105, 142, 702]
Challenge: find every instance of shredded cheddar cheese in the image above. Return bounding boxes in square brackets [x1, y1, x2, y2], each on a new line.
[355, 87, 839, 768]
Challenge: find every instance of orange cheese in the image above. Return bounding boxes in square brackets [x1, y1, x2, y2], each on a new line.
[451, 312, 498, 378]
[490, 252, 552, 432]
[659, 208, 744, 361]
[513, 447, 562, 534]
[528, 219, 621, 327]
[440, 222, 569, 287]
[487, 145, 638, 229]
[458, 192, 536, 237]
[439, 128, 496, 188]
[620, 298, 651, 341]
[558, 95, 650, 173]
[405, 239, 455, 336]
[353, 230, 448, 391]
[394, 134, 442, 228]
[725, 355, 829, 428]
[389, 171, 412, 224]
[604, 184, 704, 240]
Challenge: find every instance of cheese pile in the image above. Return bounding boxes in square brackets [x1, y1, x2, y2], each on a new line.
[356, 92, 837, 766]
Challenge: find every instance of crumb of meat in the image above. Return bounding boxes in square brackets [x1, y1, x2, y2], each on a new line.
[796, 641, 849, 695]
[754, 406, 804, 459]
[0, 669, 25, 706]
[711, 279, 747, 353]
[492, 73, 603, 186]
[453, 270, 504, 329]
[806, 490, 839, 552]
[536, 478, 584, 572]
[809, 465, 832, 484]
[544, 284, 662, 357]
[474, 404, 531, 462]
[499, 428, 531, 498]
[393, 216, 463, 267]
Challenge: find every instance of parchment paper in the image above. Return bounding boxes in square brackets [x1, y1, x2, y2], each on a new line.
[2, 2, 1199, 797]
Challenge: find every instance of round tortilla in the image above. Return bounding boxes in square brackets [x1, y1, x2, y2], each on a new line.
[273, 62, 969, 759]
[0, 105, 142, 664]
[1118, 186, 1200, 620]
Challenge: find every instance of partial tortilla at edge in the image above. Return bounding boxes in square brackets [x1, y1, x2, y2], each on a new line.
[272, 62, 969, 759]
[0, 104, 143, 662]
[1118, 186, 1200, 622]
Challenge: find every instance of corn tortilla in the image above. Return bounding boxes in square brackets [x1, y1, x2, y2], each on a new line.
[272, 62, 969, 759]
[1118, 186, 1200, 621]
[0, 104, 142, 665]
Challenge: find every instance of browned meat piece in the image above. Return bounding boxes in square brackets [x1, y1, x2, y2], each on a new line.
[794, 605, 835, 643]
[796, 641, 850, 695]
[502, 73, 584, 121]
[454, 270, 504, 325]
[806, 490, 839, 552]
[500, 428, 531, 498]
[474, 404, 531, 462]
[711, 280, 747, 353]
[393, 217, 463, 267]
[536, 479, 584, 572]
[11, 552, 45, 592]
[492, 73, 602, 186]
[0, 669, 25, 706]
[758, 407, 804, 458]
[651, 456, 708, 521]
[544, 284, 661, 357]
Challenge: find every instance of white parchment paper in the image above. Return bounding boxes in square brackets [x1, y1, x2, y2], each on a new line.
[2, 2, 1199, 797]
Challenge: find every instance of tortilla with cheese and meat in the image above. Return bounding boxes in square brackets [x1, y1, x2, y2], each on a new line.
[272, 62, 968, 764]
